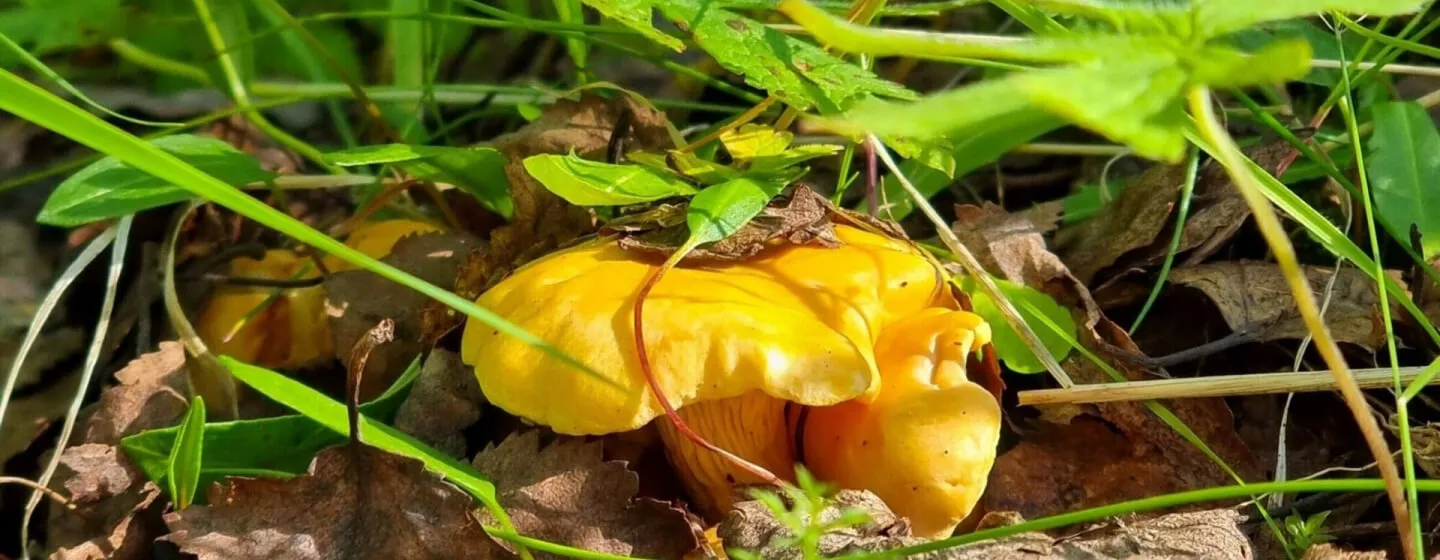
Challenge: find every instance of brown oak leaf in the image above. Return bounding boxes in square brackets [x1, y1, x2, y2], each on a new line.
[165, 444, 497, 560]
[78, 341, 190, 446]
[46, 444, 165, 560]
[615, 185, 841, 261]
[472, 430, 703, 559]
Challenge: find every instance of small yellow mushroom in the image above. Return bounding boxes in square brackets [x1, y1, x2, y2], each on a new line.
[460, 224, 1001, 538]
[195, 219, 442, 368]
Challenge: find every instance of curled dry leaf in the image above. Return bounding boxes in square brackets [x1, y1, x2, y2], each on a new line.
[719, 489, 917, 559]
[165, 444, 497, 560]
[393, 349, 484, 458]
[431, 94, 677, 341]
[953, 202, 1070, 295]
[79, 341, 191, 446]
[1168, 260, 1404, 350]
[326, 231, 479, 400]
[471, 430, 703, 559]
[1053, 140, 1294, 286]
[614, 185, 842, 261]
[1301, 543, 1388, 560]
[46, 444, 165, 560]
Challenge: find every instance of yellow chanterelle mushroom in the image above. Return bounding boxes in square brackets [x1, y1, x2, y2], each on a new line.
[196, 219, 442, 368]
[460, 224, 1000, 539]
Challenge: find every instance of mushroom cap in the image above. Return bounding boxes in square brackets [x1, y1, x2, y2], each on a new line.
[460, 225, 947, 435]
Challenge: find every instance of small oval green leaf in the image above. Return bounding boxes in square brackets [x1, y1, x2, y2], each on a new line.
[38, 134, 275, 227]
[325, 144, 513, 218]
[524, 153, 698, 206]
[964, 277, 1075, 374]
[168, 395, 206, 509]
[686, 176, 787, 246]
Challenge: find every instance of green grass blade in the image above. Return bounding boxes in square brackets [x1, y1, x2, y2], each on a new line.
[1129, 145, 1198, 333]
[388, 0, 429, 141]
[167, 396, 207, 509]
[0, 32, 183, 128]
[0, 67, 619, 392]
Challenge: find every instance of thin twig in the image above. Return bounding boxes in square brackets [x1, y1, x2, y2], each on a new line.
[1019, 366, 1440, 406]
[0, 476, 75, 510]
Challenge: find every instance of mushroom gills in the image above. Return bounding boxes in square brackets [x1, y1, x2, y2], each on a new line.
[654, 390, 796, 517]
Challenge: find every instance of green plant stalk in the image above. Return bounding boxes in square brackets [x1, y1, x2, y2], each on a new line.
[1338, 92, 1423, 557]
[109, 39, 212, 83]
[388, 0, 428, 140]
[0, 67, 617, 390]
[191, 0, 336, 173]
[856, 478, 1440, 559]
[1230, 90, 1440, 296]
[1188, 87, 1413, 560]
[1322, 7, 1440, 112]
[486, 530, 650, 560]
[1128, 144, 1197, 334]
[254, 8, 357, 149]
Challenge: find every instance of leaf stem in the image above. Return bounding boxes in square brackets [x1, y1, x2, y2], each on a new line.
[1187, 86, 1413, 560]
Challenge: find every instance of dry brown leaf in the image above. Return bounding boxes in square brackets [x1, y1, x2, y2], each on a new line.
[1301, 544, 1388, 560]
[326, 231, 479, 400]
[202, 115, 302, 174]
[1168, 261, 1402, 350]
[1054, 141, 1294, 286]
[165, 444, 498, 560]
[615, 185, 841, 261]
[472, 430, 703, 559]
[46, 444, 165, 560]
[953, 202, 1073, 296]
[393, 349, 484, 458]
[721, 489, 1248, 559]
[78, 341, 190, 446]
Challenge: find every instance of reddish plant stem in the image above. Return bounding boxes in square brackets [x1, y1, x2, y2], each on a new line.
[633, 261, 784, 486]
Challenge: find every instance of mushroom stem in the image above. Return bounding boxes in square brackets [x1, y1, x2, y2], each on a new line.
[634, 254, 785, 487]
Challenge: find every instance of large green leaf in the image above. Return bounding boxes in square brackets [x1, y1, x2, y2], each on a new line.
[962, 277, 1075, 374]
[37, 134, 275, 227]
[1018, 56, 1189, 162]
[121, 359, 421, 494]
[654, 0, 914, 113]
[325, 144, 512, 218]
[1186, 41, 1311, 88]
[1367, 101, 1440, 259]
[580, 0, 686, 51]
[524, 153, 699, 205]
[1196, 0, 1425, 38]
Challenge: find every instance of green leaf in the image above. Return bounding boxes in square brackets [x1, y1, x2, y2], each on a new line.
[219, 357, 502, 507]
[580, 0, 686, 51]
[122, 358, 421, 495]
[884, 135, 958, 178]
[1018, 57, 1189, 162]
[748, 144, 843, 172]
[655, 0, 914, 112]
[721, 125, 795, 160]
[37, 134, 275, 227]
[1186, 41, 1311, 88]
[1367, 101, 1440, 259]
[167, 396, 206, 509]
[1196, 0, 1426, 38]
[668, 151, 741, 184]
[326, 144, 513, 218]
[827, 74, 1034, 141]
[686, 177, 786, 246]
[0, 0, 123, 65]
[1062, 181, 1128, 223]
[523, 153, 699, 206]
[1227, 20, 1367, 87]
[963, 278, 1075, 374]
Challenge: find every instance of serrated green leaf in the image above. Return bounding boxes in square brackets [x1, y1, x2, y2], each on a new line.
[1227, 20, 1367, 87]
[1196, 0, 1425, 38]
[167, 396, 205, 509]
[580, 0, 686, 51]
[824, 74, 1034, 141]
[655, 0, 914, 112]
[963, 278, 1075, 374]
[721, 125, 795, 160]
[38, 134, 275, 227]
[1367, 101, 1440, 259]
[121, 358, 421, 495]
[524, 153, 699, 205]
[1018, 57, 1189, 162]
[1187, 41, 1311, 88]
[326, 144, 512, 218]
[884, 135, 957, 178]
[686, 177, 786, 246]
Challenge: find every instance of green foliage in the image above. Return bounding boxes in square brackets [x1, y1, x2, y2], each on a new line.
[122, 359, 421, 496]
[729, 467, 871, 560]
[684, 177, 787, 248]
[961, 277, 1076, 374]
[652, 0, 915, 113]
[38, 134, 275, 227]
[326, 144, 514, 218]
[0, 0, 124, 65]
[523, 153, 699, 205]
[167, 396, 206, 509]
[580, 0, 686, 51]
[1284, 511, 1335, 556]
[1366, 101, 1440, 259]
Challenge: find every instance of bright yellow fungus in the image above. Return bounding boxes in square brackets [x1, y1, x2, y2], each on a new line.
[195, 219, 442, 369]
[461, 223, 1001, 538]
